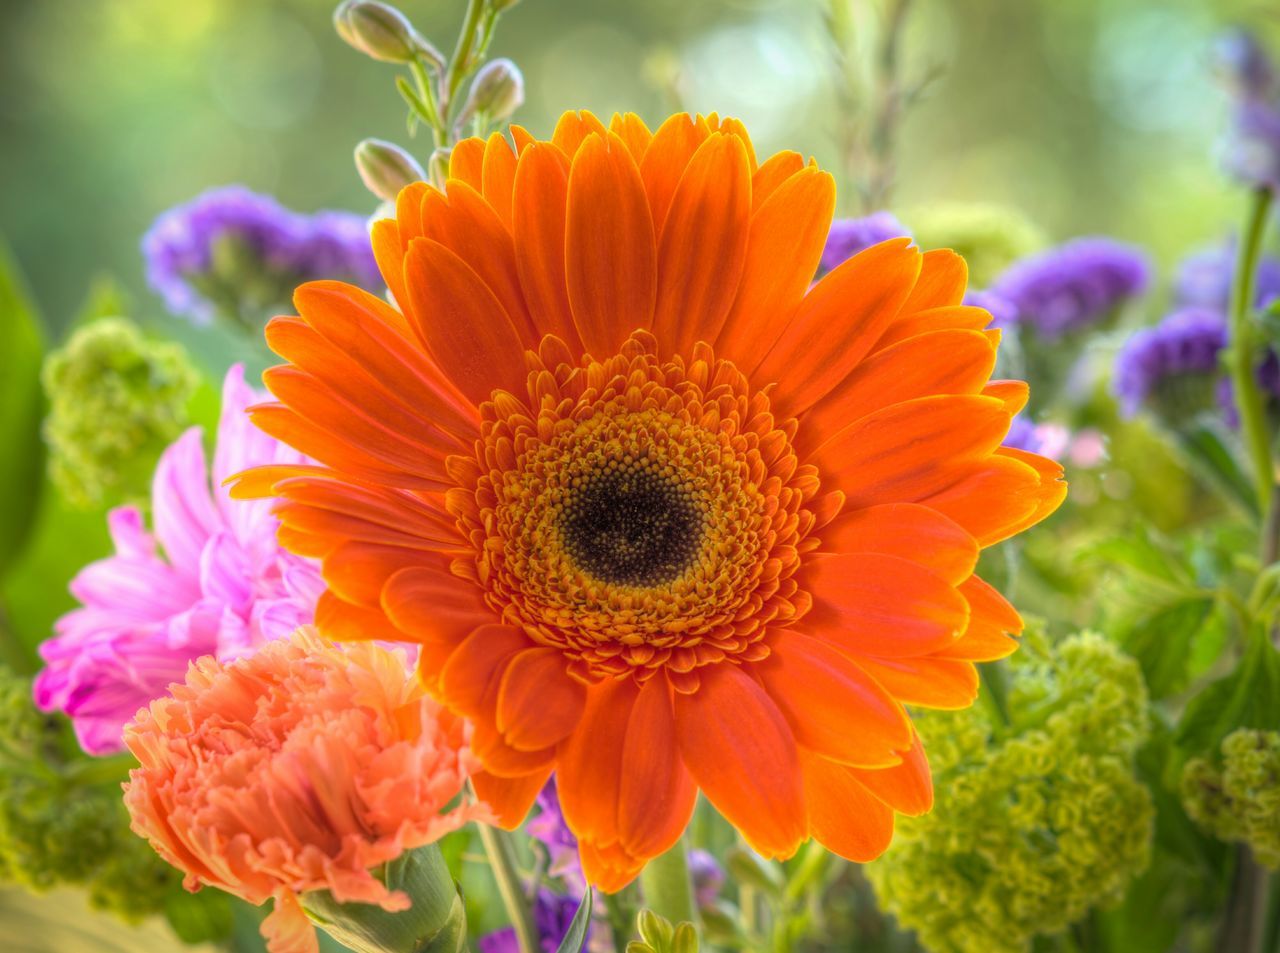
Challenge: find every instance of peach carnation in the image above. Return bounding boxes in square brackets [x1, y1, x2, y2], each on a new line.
[123, 628, 487, 953]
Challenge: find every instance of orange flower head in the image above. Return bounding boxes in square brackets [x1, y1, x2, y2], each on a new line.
[122, 629, 485, 953]
[233, 110, 1066, 891]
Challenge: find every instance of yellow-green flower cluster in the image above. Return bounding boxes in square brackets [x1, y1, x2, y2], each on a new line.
[41, 317, 197, 509]
[0, 666, 184, 924]
[867, 633, 1154, 953]
[907, 203, 1045, 289]
[1181, 729, 1280, 868]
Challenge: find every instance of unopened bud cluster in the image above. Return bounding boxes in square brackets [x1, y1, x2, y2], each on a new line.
[628, 909, 698, 953]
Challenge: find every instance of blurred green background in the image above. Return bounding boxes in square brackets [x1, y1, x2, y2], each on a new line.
[0, 0, 1274, 340]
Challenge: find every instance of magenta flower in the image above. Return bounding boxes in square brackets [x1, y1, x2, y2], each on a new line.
[33, 365, 323, 755]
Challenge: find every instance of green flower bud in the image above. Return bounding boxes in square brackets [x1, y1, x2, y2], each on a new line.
[428, 147, 452, 191]
[300, 843, 467, 953]
[459, 58, 525, 127]
[356, 138, 427, 201]
[631, 909, 698, 953]
[638, 908, 674, 948]
[41, 317, 197, 509]
[907, 203, 1045, 289]
[333, 0, 443, 67]
[1181, 729, 1280, 868]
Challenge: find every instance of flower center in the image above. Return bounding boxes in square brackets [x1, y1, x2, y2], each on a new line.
[558, 455, 707, 588]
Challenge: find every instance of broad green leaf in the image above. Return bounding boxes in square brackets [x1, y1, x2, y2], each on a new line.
[0, 237, 47, 582]
[1120, 596, 1214, 699]
[555, 887, 593, 953]
[1173, 424, 1259, 519]
[1175, 627, 1280, 754]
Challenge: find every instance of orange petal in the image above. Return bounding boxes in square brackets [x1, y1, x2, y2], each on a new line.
[557, 677, 640, 845]
[674, 664, 806, 859]
[512, 143, 581, 350]
[382, 566, 495, 644]
[752, 238, 920, 404]
[855, 655, 980, 709]
[800, 328, 998, 447]
[449, 137, 486, 190]
[848, 732, 933, 815]
[371, 218, 409, 313]
[609, 112, 653, 160]
[652, 133, 752, 355]
[801, 750, 895, 862]
[436, 623, 532, 716]
[565, 133, 657, 356]
[496, 648, 587, 751]
[552, 110, 610, 157]
[580, 838, 645, 894]
[819, 502, 978, 586]
[322, 542, 447, 607]
[639, 113, 711, 233]
[936, 575, 1022, 661]
[716, 166, 836, 367]
[803, 552, 969, 658]
[875, 304, 992, 351]
[481, 132, 518, 229]
[984, 379, 1029, 416]
[751, 150, 804, 210]
[471, 767, 552, 829]
[293, 282, 478, 442]
[403, 238, 529, 404]
[811, 395, 1011, 509]
[899, 247, 968, 312]
[757, 631, 911, 766]
[314, 590, 404, 643]
[419, 183, 538, 343]
[922, 449, 1065, 547]
[617, 676, 698, 860]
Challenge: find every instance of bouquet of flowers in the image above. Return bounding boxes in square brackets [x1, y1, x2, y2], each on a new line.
[1, 2, 1278, 952]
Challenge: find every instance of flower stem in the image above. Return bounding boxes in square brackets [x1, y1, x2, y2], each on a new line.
[477, 823, 539, 953]
[1226, 186, 1276, 523]
[639, 836, 698, 930]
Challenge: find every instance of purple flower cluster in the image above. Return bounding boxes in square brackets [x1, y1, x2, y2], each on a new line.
[142, 186, 381, 325]
[990, 238, 1151, 340]
[525, 776, 584, 893]
[820, 212, 911, 273]
[1112, 308, 1228, 417]
[478, 890, 588, 953]
[1173, 242, 1280, 312]
[688, 848, 725, 910]
[1215, 31, 1280, 192]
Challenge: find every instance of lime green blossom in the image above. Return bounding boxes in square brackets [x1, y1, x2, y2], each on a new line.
[0, 666, 187, 925]
[41, 317, 197, 508]
[907, 203, 1045, 288]
[867, 633, 1154, 953]
[1181, 729, 1280, 868]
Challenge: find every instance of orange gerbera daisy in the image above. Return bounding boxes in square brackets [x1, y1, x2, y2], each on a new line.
[233, 110, 1065, 891]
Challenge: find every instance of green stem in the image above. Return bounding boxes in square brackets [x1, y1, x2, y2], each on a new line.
[639, 836, 698, 930]
[1226, 187, 1276, 523]
[477, 823, 539, 953]
[440, 0, 487, 127]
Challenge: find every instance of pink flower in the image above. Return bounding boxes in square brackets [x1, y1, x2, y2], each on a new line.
[34, 365, 323, 755]
[124, 629, 487, 953]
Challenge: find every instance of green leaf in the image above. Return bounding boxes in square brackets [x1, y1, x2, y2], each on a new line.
[725, 846, 785, 897]
[555, 887, 593, 953]
[1173, 424, 1259, 519]
[1175, 627, 1280, 754]
[1121, 596, 1214, 699]
[0, 236, 47, 582]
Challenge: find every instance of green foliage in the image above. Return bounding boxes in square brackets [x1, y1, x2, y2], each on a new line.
[1181, 729, 1280, 868]
[866, 633, 1154, 953]
[41, 316, 197, 509]
[0, 665, 230, 942]
[1174, 627, 1280, 755]
[554, 888, 592, 953]
[627, 909, 697, 953]
[0, 237, 47, 582]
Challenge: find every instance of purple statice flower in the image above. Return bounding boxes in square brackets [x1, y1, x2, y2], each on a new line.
[142, 186, 380, 325]
[688, 848, 725, 911]
[1215, 30, 1280, 192]
[33, 365, 323, 755]
[821, 212, 911, 273]
[1173, 242, 1280, 312]
[526, 776, 584, 893]
[1112, 308, 1228, 417]
[990, 237, 1151, 340]
[478, 889, 589, 953]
